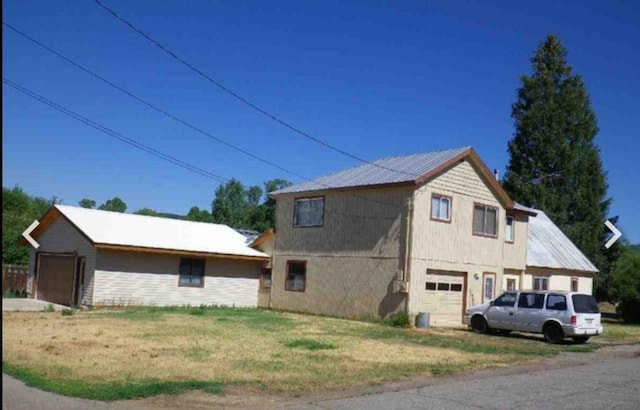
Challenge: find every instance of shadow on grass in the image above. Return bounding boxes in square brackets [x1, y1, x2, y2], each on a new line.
[2, 361, 224, 401]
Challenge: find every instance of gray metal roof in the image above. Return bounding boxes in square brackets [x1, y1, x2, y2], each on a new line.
[525, 205, 598, 273]
[270, 147, 471, 195]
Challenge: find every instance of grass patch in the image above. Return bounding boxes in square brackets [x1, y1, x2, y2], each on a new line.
[41, 304, 55, 313]
[61, 308, 75, 316]
[3, 290, 26, 298]
[284, 338, 337, 350]
[2, 307, 616, 400]
[2, 361, 223, 401]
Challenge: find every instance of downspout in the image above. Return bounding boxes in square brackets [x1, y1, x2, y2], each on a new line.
[404, 192, 414, 314]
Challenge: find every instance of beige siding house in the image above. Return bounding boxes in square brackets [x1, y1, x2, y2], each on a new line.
[23, 205, 269, 308]
[268, 147, 598, 326]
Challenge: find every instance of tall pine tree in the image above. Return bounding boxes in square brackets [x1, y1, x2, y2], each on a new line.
[503, 35, 616, 300]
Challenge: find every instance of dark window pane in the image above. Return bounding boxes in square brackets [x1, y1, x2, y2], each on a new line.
[494, 292, 517, 307]
[286, 262, 306, 291]
[518, 293, 545, 309]
[486, 208, 497, 235]
[425, 282, 437, 290]
[572, 295, 599, 313]
[546, 294, 567, 310]
[473, 206, 485, 233]
[437, 283, 450, 291]
[450, 283, 462, 292]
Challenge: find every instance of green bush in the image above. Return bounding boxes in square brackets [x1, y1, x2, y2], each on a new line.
[611, 245, 640, 324]
[61, 308, 75, 316]
[42, 304, 55, 313]
[384, 312, 411, 328]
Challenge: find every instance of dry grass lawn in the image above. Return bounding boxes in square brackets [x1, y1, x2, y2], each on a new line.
[2, 306, 628, 400]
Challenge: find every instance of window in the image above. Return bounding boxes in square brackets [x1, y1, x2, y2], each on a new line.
[260, 268, 272, 289]
[294, 197, 324, 227]
[546, 294, 567, 311]
[571, 277, 579, 292]
[179, 258, 205, 287]
[506, 278, 516, 291]
[518, 293, 545, 309]
[505, 216, 515, 242]
[473, 204, 498, 237]
[431, 194, 451, 222]
[571, 294, 600, 313]
[450, 283, 463, 292]
[285, 261, 306, 292]
[533, 276, 549, 291]
[483, 274, 495, 301]
[425, 282, 437, 290]
[493, 292, 517, 307]
[437, 283, 450, 291]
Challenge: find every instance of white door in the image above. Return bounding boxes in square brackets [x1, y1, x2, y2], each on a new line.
[423, 270, 466, 326]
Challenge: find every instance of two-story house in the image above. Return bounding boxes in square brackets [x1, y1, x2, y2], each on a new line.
[267, 146, 594, 326]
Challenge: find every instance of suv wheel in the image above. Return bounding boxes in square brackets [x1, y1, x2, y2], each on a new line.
[471, 315, 489, 334]
[572, 336, 590, 344]
[543, 322, 564, 344]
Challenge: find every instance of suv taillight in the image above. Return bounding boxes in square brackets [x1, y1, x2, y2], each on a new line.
[571, 315, 577, 326]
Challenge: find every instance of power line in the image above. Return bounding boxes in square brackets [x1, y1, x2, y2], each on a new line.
[3, 21, 403, 211]
[92, 0, 419, 178]
[4, 78, 398, 221]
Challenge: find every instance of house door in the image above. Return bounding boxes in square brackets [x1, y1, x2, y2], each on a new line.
[36, 254, 76, 306]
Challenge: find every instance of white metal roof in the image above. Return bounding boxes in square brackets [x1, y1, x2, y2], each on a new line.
[54, 205, 269, 259]
[270, 147, 471, 195]
[524, 206, 598, 273]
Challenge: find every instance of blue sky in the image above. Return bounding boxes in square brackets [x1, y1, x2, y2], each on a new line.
[3, 0, 639, 242]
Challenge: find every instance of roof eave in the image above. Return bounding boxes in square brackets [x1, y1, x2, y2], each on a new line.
[94, 243, 270, 261]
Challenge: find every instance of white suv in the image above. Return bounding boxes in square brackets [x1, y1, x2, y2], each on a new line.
[463, 291, 603, 344]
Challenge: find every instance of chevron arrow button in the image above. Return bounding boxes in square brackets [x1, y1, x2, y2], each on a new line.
[604, 220, 621, 249]
[22, 220, 40, 249]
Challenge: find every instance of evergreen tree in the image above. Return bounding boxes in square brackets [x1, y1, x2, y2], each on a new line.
[503, 35, 616, 300]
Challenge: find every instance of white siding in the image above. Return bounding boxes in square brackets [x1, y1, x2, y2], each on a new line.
[93, 249, 262, 307]
[28, 215, 96, 305]
[524, 267, 593, 294]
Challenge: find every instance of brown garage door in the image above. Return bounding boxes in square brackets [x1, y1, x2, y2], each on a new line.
[37, 254, 76, 306]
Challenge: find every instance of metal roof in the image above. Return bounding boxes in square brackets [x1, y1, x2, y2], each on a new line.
[524, 205, 598, 273]
[54, 205, 269, 259]
[270, 147, 472, 195]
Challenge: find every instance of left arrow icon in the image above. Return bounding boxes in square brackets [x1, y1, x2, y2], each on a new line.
[22, 220, 40, 249]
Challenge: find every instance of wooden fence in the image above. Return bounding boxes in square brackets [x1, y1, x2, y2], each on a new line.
[2, 265, 29, 294]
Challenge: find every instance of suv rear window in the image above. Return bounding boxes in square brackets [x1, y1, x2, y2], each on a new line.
[572, 295, 600, 313]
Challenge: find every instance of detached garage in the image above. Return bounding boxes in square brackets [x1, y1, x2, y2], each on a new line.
[23, 205, 270, 307]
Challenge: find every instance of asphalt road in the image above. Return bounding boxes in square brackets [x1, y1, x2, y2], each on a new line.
[3, 346, 640, 410]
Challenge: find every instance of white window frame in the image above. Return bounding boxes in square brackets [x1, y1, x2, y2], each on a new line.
[505, 215, 515, 243]
[430, 193, 452, 222]
[293, 197, 324, 227]
[483, 273, 495, 302]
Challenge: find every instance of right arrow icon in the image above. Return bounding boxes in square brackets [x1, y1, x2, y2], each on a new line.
[604, 220, 622, 249]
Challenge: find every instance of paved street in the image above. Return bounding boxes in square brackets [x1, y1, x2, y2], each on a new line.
[3, 346, 639, 409]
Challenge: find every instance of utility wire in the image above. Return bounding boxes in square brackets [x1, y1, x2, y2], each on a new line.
[4, 78, 397, 221]
[3, 21, 403, 211]
[92, 0, 419, 178]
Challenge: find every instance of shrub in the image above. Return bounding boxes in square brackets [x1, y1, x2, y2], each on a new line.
[611, 245, 640, 324]
[42, 304, 55, 313]
[61, 308, 75, 316]
[384, 312, 411, 328]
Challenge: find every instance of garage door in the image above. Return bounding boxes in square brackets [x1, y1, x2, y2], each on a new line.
[37, 254, 76, 306]
[423, 270, 466, 326]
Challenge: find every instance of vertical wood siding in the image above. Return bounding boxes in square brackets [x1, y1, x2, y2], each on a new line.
[28, 215, 96, 305]
[93, 249, 262, 307]
[272, 187, 412, 318]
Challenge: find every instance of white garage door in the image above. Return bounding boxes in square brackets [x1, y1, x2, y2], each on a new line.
[423, 270, 466, 326]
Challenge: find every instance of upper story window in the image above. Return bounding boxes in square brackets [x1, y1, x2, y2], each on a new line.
[505, 215, 515, 242]
[473, 203, 498, 237]
[179, 258, 205, 287]
[294, 197, 324, 227]
[430, 194, 451, 222]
